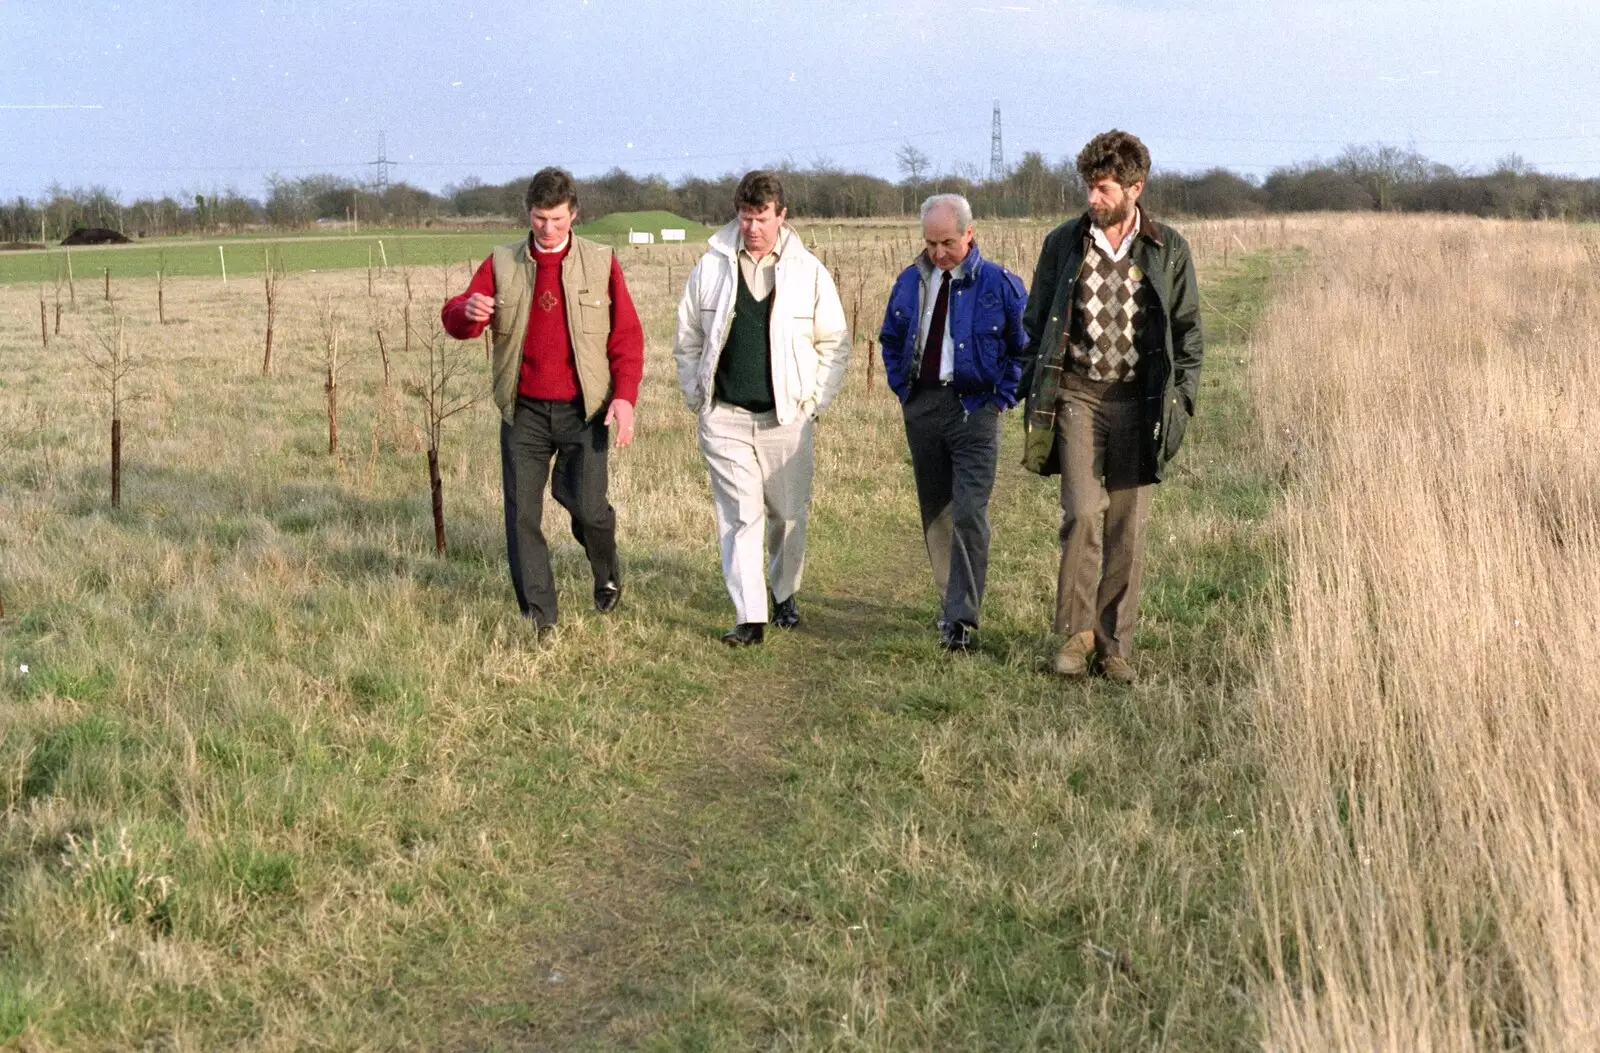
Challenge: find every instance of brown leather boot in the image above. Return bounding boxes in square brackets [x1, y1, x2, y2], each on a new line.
[1054, 630, 1095, 679]
[1097, 655, 1138, 685]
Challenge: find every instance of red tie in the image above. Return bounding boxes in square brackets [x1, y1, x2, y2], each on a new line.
[919, 270, 951, 386]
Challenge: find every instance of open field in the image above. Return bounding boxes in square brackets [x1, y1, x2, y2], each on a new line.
[0, 212, 710, 288]
[2, 212, 1589, 1049]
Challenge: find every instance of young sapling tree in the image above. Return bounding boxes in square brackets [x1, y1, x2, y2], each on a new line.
[405, 270, 485, 555]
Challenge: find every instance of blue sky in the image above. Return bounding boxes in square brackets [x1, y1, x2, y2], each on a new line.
[4, 0, 1598, 201]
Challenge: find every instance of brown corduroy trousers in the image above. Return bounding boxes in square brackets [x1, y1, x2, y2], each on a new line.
[1053, 376, 1153, 658]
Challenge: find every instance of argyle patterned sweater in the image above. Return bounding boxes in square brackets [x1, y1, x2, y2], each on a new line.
[1067, 242, 1158, 383]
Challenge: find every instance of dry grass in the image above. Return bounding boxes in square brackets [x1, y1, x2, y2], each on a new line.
[1245, 215, 1600, 1050]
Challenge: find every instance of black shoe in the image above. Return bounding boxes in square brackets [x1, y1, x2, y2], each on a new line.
[594, 579, 622, 613]
[722, 622, 766, 646]
[940, 621, 974, 652]
[772, 594, 800, 629]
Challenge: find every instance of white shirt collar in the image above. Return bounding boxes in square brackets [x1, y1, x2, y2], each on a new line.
[1090, 209, 1140, 263]
[929, 256, 966, 283]
[531, 234, 570, 256]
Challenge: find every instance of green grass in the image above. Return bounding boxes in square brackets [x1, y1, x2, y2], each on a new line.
[0, 235, 1293, 1049]
[0, 230, 527, 286]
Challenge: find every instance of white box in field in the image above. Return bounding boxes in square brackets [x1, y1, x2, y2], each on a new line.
[661, 229, 686, 242]
[628, 230, 655, 244]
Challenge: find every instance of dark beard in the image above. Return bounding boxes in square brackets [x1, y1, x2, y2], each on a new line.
[1090, 198, 1130, 228]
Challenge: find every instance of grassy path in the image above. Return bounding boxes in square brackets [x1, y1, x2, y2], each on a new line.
[439, 250, 1294, 1050]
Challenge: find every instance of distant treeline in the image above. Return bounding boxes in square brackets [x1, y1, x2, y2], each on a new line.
[5, 144, 1598, 243]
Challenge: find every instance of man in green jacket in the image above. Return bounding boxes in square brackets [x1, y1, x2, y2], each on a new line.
[1020, 130, 1203, 683]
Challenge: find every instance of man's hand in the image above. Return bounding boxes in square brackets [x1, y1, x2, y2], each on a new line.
[463, 293, 495, 324]
[605, 399, 636, 448]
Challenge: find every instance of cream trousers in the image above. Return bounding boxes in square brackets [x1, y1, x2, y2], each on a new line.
[697, 402, 815, 625]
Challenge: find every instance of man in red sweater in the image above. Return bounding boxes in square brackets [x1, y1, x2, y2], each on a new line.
[442, 168, 644, 630]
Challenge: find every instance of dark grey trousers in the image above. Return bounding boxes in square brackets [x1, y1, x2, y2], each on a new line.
[902, 385, 1001, 628]
[504, 397, 618, 626]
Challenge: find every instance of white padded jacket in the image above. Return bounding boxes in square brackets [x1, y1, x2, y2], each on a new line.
[673, 221, 851, 424]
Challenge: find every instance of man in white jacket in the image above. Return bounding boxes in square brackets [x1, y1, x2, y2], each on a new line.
[674, 171, 852, 645]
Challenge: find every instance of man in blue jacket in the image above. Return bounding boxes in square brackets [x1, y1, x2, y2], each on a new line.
[880, 194, 1030, 650]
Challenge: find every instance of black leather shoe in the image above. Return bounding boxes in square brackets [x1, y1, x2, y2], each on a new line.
[594, 579, 622, 613]
[772, 594, 800, 629]
[721, 622, 766, 646]
[940, 621, 974, 652]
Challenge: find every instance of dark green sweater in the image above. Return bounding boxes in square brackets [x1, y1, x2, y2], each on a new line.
[713, 266, 776, 413]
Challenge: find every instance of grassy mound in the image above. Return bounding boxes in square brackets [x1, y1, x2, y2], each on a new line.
[575, 210, 713, 243]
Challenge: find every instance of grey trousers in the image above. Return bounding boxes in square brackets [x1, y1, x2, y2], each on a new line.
[903, 385, 1001, 628]
[1054, 379, 1153, 657]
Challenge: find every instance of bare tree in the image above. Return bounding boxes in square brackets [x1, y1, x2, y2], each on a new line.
[401, 266, 413, 359]
[75, 306, 141, 509]
[314, 295, 348, 455]
[368, 296, 393, 389]
[896, 143, 932, 187]
[405, 270, 485, 555]
[1335, 143, 1430, 212]
[262, 249, 283, 376]
[52, 260, 65, 335]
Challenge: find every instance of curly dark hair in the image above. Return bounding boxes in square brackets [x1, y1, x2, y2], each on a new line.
[524, 167, 579, 211]
[733, 170, 785, 214]
[1075, 131, 1151, 188]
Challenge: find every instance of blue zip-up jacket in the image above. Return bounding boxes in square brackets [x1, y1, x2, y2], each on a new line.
[879, 242, 1030, 413]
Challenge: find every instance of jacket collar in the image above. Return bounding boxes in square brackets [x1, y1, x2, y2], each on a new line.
[914, 240, 984, 282]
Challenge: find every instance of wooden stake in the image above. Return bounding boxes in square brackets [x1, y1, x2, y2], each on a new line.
[103, 267, 110, 302]
[67, 251, 75, 305]
[39, 294, 48, 348]
[219, 245, 228, 283]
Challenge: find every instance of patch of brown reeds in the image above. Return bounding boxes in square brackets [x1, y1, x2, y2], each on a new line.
[1246, 215, 1600, 1050]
